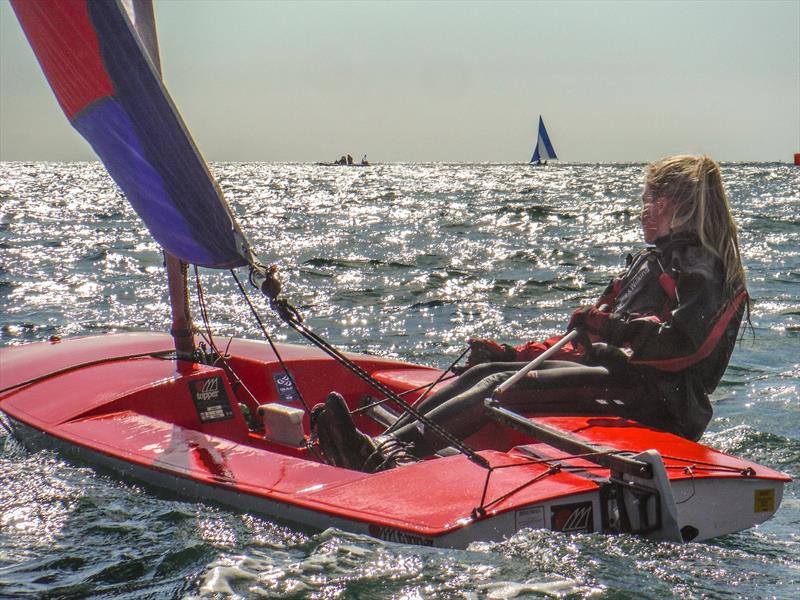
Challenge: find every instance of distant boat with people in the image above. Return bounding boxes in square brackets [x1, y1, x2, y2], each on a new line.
[529, 116, 557, 166]
[318, 153, 370, 167]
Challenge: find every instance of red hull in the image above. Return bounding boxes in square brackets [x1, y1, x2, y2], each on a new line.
[0, 334, 789, 547]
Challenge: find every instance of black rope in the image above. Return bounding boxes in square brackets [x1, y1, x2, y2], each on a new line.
[471, 449, 631, 518]
[382, 347, 469, 434]
[473, 466, 495, 519]
[475, 464, 562, 517]
[230, 270, 312, 415]
[660, 454, 757, 476]
[249, 271, 489, 469]
[193, 265, 216, 352]
[284, 316, 489, 468]
[414, 346, 470, 405]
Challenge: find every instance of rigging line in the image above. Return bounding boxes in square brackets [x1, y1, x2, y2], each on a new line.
[350, 373, 459, 416]
[0, 350, 175, 395]
[193, 267, 260, 409]
[664, 463, 752, 476]
[481, 465, 562, 514]
[351, 346, 465, 418]
[230, 270, 311, 415]
[475, 465, 495, 517]
[407, 346, 470, 407]
[268, 302, 489, 469]
[194, 266, 231, 367]
[381, 347, 471, 434]
[489, 449, 621, 470]
[193, 265, 216, 352]
[660, 454, 757, 475]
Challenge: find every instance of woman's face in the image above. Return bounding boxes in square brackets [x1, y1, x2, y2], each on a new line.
[640, 185, 673, 243]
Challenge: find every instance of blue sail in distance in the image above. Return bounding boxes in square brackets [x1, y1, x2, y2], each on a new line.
[529, 116, 558, 164]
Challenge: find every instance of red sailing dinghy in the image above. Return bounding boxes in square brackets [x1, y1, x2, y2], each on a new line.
[1, 1, 789, 549]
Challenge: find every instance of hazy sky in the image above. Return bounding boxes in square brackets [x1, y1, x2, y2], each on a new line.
[1, 0, 798, 163]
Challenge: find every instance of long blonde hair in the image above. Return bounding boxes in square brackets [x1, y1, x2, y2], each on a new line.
[646, 155, 746, 300]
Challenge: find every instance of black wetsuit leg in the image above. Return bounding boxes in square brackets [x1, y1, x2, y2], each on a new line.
[389, 360, 639, 458]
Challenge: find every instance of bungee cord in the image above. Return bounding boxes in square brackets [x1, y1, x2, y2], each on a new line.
[0, 349, 175, 396]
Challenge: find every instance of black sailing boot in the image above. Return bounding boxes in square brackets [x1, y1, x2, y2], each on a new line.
[311, 402, 347, 468]
[315, 392, 378, 470]
[314, 392, 418, 472]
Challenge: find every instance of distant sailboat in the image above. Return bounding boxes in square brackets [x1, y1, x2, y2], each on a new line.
[529, 116, 557, 165]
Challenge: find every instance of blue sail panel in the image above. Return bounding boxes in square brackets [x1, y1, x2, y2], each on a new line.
[72, 98, 200, 261]
[12, 0, 252, 269]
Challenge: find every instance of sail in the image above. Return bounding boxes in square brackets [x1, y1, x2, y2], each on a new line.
[11, 0, 254, 269]
[529, 116, 558, 163]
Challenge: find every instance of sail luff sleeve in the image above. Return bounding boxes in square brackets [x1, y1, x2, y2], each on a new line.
[11, 0, 253, 269]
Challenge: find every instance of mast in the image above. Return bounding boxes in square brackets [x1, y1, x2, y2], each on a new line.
[129, 0, 195, 357]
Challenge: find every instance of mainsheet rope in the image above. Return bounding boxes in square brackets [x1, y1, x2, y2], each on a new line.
[239, 267, 490, 470]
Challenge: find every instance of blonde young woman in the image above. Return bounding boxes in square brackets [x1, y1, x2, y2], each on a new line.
[315, 155, 750, 473]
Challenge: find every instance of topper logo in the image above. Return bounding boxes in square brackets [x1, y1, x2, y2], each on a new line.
[195, 378, 219, 402]
[551, 501, 594, 533]
[562, 505, 592, 532]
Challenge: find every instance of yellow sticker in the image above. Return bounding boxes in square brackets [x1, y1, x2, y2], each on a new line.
[754, 488, 775, 513]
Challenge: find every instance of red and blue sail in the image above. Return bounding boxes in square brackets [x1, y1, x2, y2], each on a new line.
[11, 0, 253, 269]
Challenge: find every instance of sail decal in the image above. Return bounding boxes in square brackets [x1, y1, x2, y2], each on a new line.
[11, 0, 252, 269]
[530, 116, 558, 163]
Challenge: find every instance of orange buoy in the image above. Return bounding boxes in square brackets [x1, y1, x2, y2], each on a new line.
[795, 153, 800, 166]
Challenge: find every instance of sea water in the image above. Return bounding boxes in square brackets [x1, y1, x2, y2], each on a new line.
[0, 162, 798, 598]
